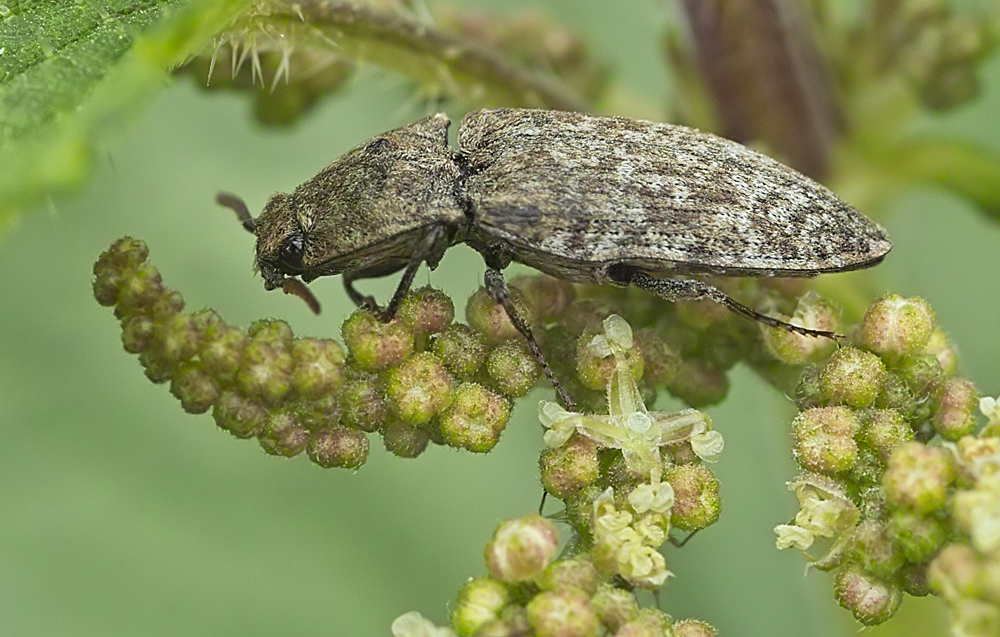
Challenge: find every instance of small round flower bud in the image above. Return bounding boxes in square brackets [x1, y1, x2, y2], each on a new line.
[794, 366, 824, 409]
[114, 263, 165, 317]
[93, 237, 148, 305]
[466, 287, 532, 344]
[761, 292, 839, 365]
[525, 589, 599, 637]
[539, 434, 600, 498]
[834, 564, 901, 625]
[897, 353, 945, 397]
[665, 464, 721, 531]
[189, 308, 222, 339]
[487, 341, 541, 398]
[614, 608, 672, 637]
[237, 340, 293, 407]
[438, 383, 510, 452]
[341, 310, 414, 372]
[887, 511, 946, 563]
[382, 420, 430, 458]
[307, 426, 369, 469]
[291, 338, 346, 399]
[792, 406, 860, 475]
[820, 347, 887, 408]
[899, 563, 931, 597]
[589, 584, 638, 632]
[292, 394, 341, 431]
[104, 236, 150, 268]
[849, 520, 904, 581]
[155, 313, 201, 364]
[634, 328, 680, 387]
[928, 543, 981, 600]
[875, 372, 919, 420]
[199, 323, 247, 383]
[387, 352, 455, 425]
[259, 409, 309, 457]
[340, 377, 388, 432]
[673, 619, 717, 637]
[934, 377, 979, 440]
[451, 577, 509, 636]
[247, 318, 294, 347]
[121, 314, 154, 353]
[213, 390, 268, 438]
[432, 324, 488, 379]
[485, 515, 560, 583]
[169, 363, 220, 414]
[576, 330, 644, 391]
[512, 275, 575, 321]
[861, 294, 935, 358]
[538, 557, 599, 594]
[561, 298, 614, 334]
[925, 327, 957, 374]
[860, 408, 913, 462]
[666, 359, 729, 408]
[398, 286, 454, 338]
[883, 441, 954, 514]
[150, 289, 185, 319]
[138, 349, 177, 383]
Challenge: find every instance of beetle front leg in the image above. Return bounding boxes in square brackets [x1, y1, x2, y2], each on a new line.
[343, 225, 448, 322]
[484, 268, 576, 408]
[612, 266, 842, 340]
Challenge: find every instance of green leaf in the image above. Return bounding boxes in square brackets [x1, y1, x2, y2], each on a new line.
[0, 0, 254, 227]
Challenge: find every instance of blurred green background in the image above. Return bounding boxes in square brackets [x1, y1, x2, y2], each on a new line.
[2, 0, 1000, 635]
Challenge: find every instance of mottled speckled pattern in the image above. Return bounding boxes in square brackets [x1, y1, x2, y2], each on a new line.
[252, 113, 463, 289]
[459, 109, 891, 283]
[249, 107, 890, 292]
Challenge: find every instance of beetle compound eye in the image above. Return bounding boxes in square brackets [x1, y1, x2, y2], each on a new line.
[277, 234, 305, 272]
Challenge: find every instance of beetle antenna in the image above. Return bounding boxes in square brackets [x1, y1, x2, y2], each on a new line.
[282, 278, 321, 315]
[216, 192, 256, 233]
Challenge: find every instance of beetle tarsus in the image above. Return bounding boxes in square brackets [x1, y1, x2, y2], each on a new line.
[668, 529, 700, 548]
[484, 267, 576, 409]
[619, 268, 843, 340]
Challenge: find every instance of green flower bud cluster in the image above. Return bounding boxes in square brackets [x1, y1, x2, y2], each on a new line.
[94, 238, 533, 465]
[876, 1, 997, 111]
[773, 294, 987, 627]
[94, 237, 369, 468]
[537, 314, 723, 607]
[393, 514, 716, 637]
[923, 435, 1000, 637]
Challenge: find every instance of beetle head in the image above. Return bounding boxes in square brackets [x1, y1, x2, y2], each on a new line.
[252, 192, 306, 291]
[216, 191, 320, 314]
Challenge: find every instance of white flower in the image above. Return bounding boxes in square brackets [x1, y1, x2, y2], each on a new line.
[981, 395, 1000, 423]
[691, 430, 725, 463]
[774, 524, 815, 551]
[391, 612, 458, 637]
[617, 543, 672, 589]
[628, 481, 675, 516]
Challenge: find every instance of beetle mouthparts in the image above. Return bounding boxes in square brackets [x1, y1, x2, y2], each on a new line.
[281, 279, 321, 315]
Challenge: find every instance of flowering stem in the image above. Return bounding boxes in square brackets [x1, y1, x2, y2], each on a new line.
[261, 0, 590, 112]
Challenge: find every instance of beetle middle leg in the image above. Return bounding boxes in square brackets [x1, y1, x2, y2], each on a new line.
[609, 265, 841, 339]
[484, 268, 576, 408]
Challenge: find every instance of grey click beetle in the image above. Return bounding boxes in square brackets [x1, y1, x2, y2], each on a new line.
[218, 108, 892, 405]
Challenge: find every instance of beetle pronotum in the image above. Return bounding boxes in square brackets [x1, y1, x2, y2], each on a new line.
[218, 108, 891, 405]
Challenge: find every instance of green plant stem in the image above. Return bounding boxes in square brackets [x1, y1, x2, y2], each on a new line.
[261, 0, 590, 112]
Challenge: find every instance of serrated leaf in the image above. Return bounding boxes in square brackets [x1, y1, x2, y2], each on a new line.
[0, 0, 253, 227]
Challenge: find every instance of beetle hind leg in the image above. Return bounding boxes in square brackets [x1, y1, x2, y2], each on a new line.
[612, 266, 842, 340]
[484, 268, 576, 408]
